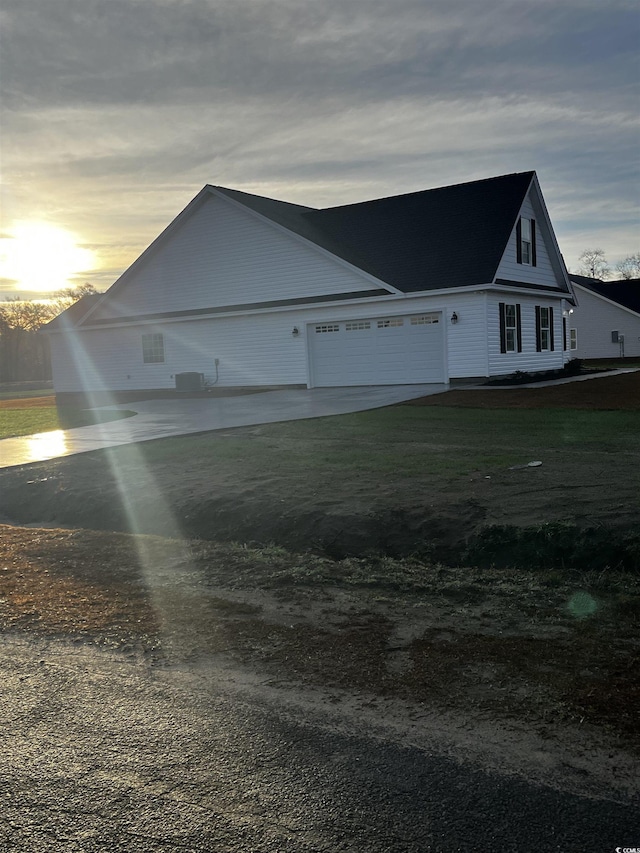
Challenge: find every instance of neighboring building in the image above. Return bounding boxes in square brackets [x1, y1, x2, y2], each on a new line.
[567, 276, 640, 360]
[45, 171, 576, 399]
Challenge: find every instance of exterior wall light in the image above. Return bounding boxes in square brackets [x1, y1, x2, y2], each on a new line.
[450, 312, 459, 324]
[292, 327, 300, 336]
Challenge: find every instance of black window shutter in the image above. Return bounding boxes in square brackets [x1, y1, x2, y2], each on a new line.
[516, 304, 522, 352]
[549, 306, 554, 351]
[531, 219, 537, 266]
[516, 219, 522, 264]
[563, 316, 567, 351]
[535, 306, 542, 352]
[499, 302, 506, 353]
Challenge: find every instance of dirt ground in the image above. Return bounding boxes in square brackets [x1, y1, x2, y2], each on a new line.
[1, 523, 639, 801]
[1, 373, 639, 800]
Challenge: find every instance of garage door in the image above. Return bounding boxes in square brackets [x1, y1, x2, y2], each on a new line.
[309, 312, 445, 386]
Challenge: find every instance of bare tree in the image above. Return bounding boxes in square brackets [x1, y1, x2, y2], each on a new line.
[614, 252, 640, 280]
[577, 248, 610, 280]
[0, 283, 100, 383]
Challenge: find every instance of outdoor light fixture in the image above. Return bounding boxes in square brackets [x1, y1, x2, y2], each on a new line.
[450, 312, 459, 324]
[292, 327, 300, 337]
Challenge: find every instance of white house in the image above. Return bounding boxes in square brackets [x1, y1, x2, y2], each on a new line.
[567, 276, 640, 360]
[46, 171, 576, 401]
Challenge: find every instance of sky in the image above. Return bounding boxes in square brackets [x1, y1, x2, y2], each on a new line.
[1, 0, 638, 298]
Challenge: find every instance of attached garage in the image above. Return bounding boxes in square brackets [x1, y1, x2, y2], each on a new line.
[309, 312, 445, 387]
[47, 174, 576, 399]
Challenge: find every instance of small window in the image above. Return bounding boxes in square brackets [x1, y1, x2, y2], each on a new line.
[410, 314, 439, 325]
[535, 306, 555, 352]
[142, 333, 165, 364]
[315, 324, 340, 333]
[517, 217, 537, 266]
[570, 329, 577, 351]
[377, 318, 404, 328]
[345, 321, 371, 331]
[499, 302, 521, 353]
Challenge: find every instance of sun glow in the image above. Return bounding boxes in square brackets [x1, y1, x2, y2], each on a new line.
[0, 222, 96, 293]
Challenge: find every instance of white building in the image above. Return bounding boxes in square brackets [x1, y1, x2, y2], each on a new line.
[46, 171, 576, 401]
[567, 276, 640, 360]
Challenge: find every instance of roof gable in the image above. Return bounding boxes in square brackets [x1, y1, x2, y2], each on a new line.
[72, 171, 569, 329]
[570, 276, 640, 315]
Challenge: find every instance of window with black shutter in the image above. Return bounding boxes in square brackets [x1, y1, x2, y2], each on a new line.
[499, 302, 522, 353]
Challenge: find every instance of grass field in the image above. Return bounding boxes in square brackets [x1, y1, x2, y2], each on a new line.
[0, 396, 134, 437]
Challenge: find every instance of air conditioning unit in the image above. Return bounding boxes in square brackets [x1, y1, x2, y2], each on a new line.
[175, 372, 205, 392]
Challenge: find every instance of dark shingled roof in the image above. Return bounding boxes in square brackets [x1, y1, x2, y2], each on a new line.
[219, 171, 536, 293]
[569, 276, 640, 315]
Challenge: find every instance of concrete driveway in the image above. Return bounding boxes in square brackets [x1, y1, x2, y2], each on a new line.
[0, 384, 447, 469]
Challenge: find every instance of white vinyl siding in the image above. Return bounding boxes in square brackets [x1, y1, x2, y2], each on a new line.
[495, 194, 560, 288]
[49, 289, 577, 395]
[90, 194, 386, 323]
[568, 285, 640, 359]
[488, 294, 565, 374]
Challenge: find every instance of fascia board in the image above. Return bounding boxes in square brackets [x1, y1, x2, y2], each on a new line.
[528, 174, 575, 297]
[488, 283, 569, 301]
[212, 188, 402, 296]
[75, 288, 480, 331]
[77, 283, 509, 331]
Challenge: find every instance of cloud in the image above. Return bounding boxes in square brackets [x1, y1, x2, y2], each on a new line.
[1, 0, 638, 285]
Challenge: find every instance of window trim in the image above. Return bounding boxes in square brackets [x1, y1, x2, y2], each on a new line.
[535, 305, 554, 352]
[516, 216, 537, 267]
[570, 328, 578, 351]
[142, 333, 165, 364]
[499, 302, 522, 354]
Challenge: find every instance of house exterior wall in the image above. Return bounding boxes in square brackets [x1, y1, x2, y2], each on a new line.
[494, 194, 561, 289]
[569, 286, 640, 359]
[49, 289, 572, 394]
[487, 293, 567, 375]
[89, 194, 385, 323]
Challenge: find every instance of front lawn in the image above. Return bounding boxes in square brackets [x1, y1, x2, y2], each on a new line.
[0, 400, 135, 438]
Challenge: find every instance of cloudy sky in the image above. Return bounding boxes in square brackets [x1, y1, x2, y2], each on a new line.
[1, 0, 638, 296]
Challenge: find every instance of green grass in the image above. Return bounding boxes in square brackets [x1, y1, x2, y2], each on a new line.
[0, 406, 135, 438]
[131, 405, 639, 479]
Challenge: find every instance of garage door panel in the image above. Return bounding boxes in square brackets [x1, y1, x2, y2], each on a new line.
[310, 313, 444, 386]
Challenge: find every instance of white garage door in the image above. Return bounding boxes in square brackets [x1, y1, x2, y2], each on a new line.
[309, 312, 445, 386]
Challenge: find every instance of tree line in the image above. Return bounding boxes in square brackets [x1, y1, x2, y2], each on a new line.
[576, 250, 640, 281]
[0, 284, 98, 384]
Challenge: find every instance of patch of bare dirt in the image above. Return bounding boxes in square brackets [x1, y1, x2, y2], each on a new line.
[1, 523, 638, 799]
[0, 395, 56, 409]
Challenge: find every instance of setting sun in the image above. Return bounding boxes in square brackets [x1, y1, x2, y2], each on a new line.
[0, 221, 96, 293]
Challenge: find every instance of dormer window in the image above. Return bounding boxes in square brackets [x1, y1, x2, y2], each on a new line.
[516, 216, 537, 266]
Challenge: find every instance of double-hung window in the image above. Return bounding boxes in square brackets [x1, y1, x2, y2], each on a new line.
[535, 306, 554, 352]
[516, 217, 537, 266]
[499, 302, 522, 353]
[142, 333, 165, 364]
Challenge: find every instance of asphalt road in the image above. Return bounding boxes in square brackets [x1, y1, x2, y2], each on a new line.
[2, 637, 636, 853]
